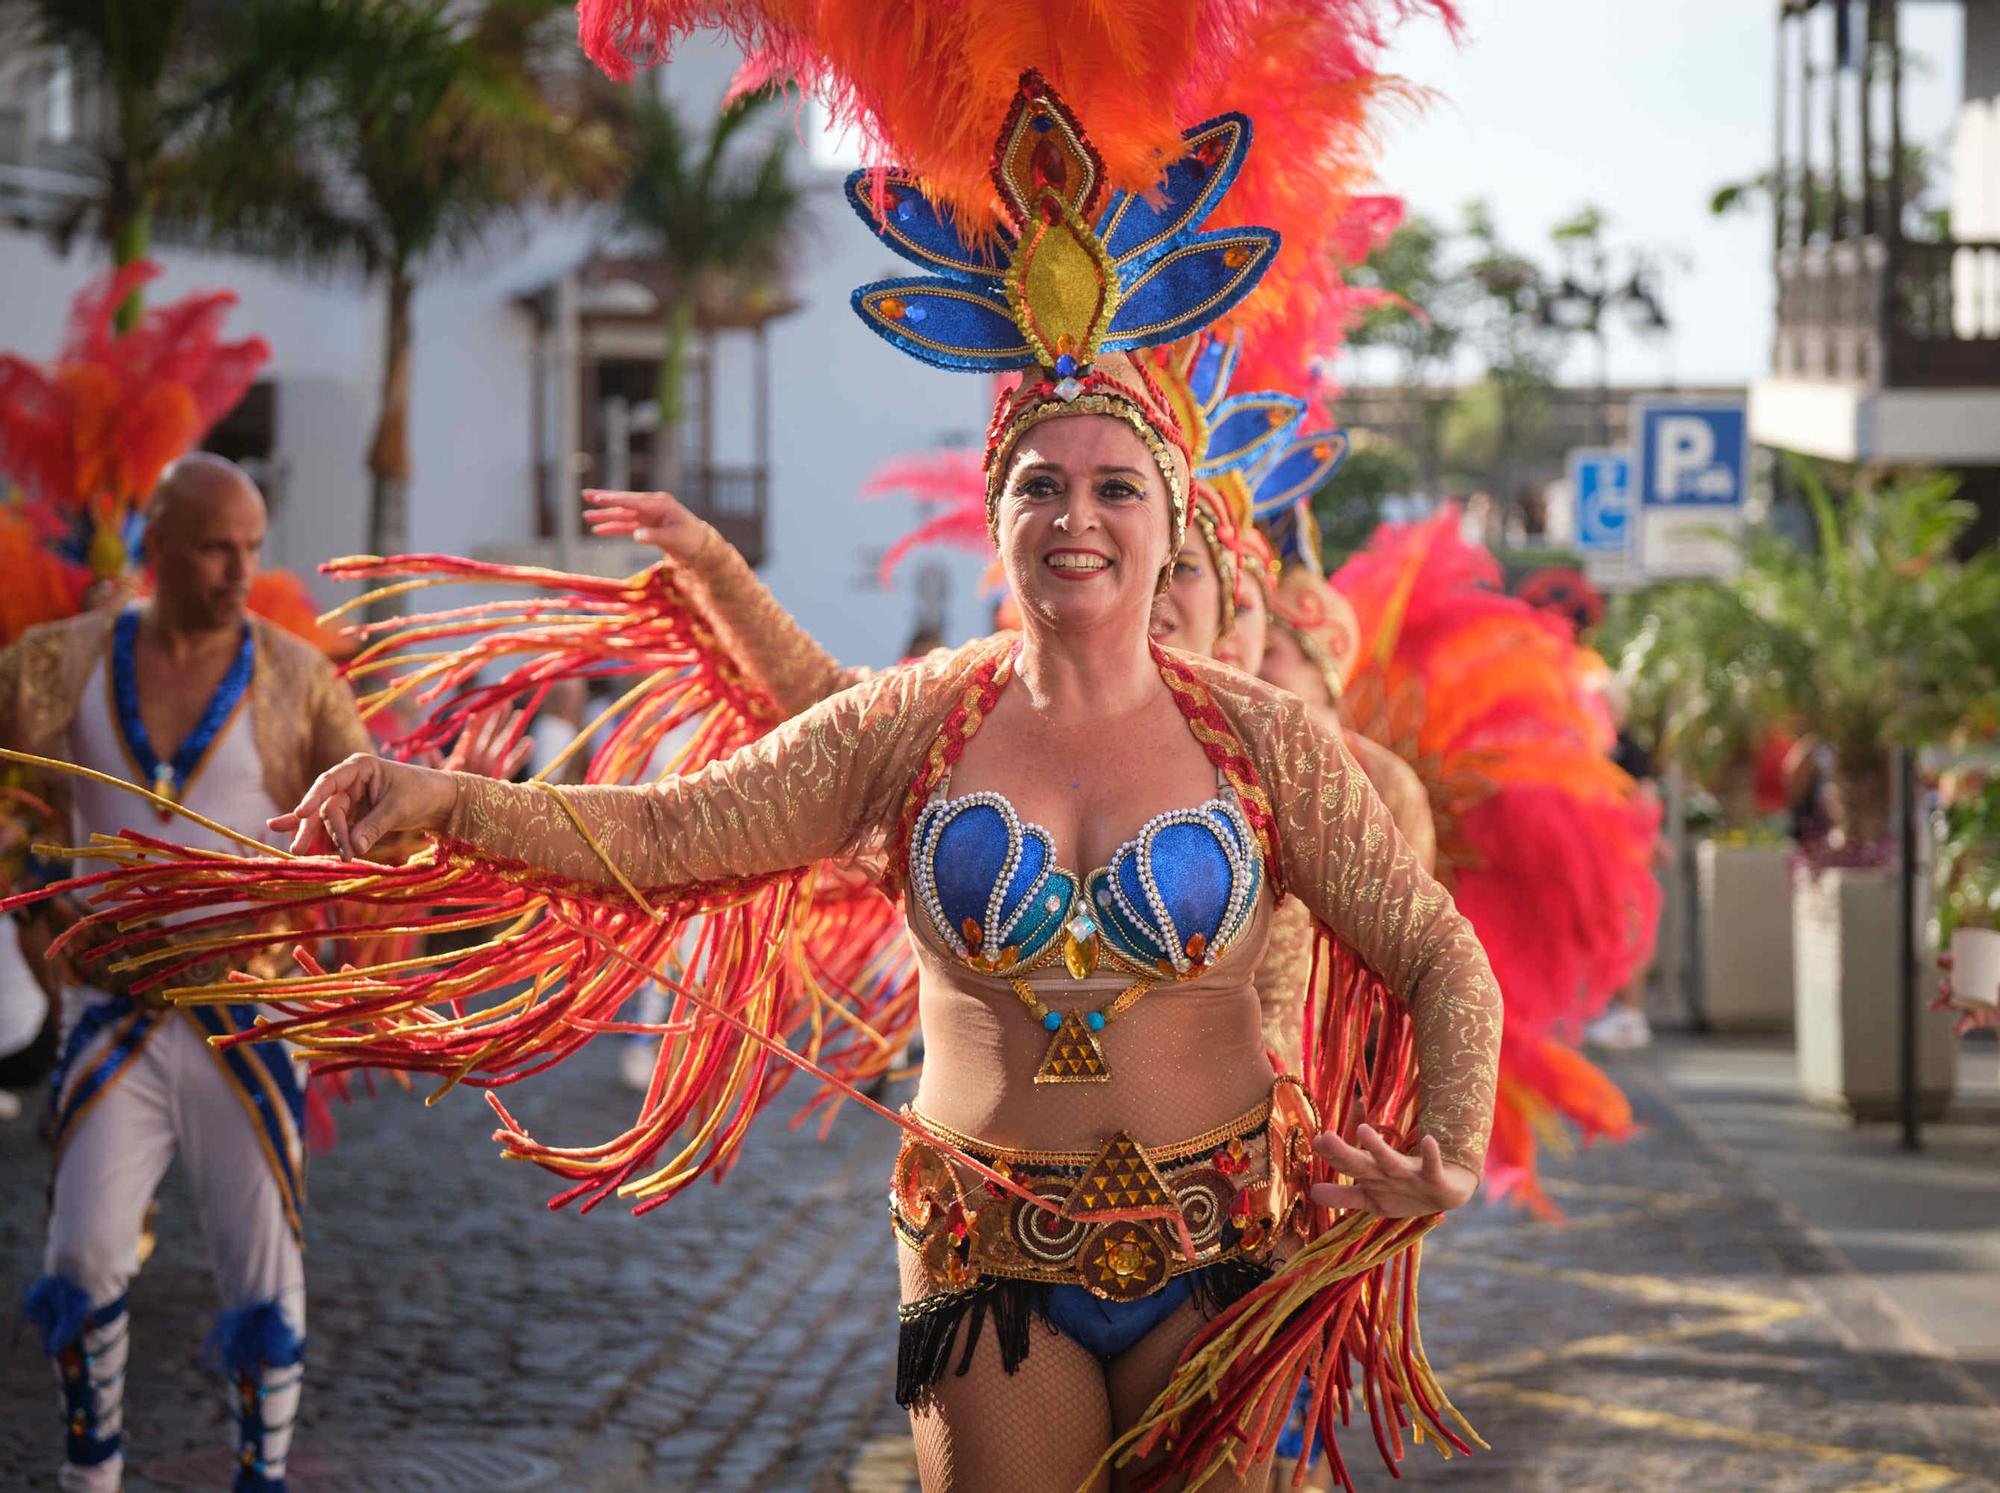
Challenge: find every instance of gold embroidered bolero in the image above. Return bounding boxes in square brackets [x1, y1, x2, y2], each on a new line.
[446, 636, 1504, 1173]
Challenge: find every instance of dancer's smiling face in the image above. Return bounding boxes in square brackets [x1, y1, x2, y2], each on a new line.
[996, 415, 1173, 636]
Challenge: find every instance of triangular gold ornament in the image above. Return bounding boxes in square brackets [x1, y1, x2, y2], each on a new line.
[1034, 1011, 1111, 1083]
[1062, 1132, 1178, 1220]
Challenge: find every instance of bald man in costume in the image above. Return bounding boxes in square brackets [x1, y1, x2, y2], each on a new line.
[4, 456, 369, 1493]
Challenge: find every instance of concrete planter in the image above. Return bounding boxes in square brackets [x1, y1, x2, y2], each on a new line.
[1697, 840, 1796, 1032]
[1793, 865, 1956, 1119]
[1951, 927, 2000, 1011]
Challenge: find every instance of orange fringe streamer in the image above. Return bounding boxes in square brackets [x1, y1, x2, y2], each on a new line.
[1109, 935, 1479, 1490]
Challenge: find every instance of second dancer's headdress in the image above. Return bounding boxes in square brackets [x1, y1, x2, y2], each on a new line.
[1144, 334, 1302, 634]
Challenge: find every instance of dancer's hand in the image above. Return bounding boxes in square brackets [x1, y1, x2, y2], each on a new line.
[583, 489, 715, 560]
[1309, 1124, 1478, 1217]
[269, 754, 456, 858]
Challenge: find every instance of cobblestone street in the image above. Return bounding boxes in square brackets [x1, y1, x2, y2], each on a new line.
[3, 1039, 1995, 1491]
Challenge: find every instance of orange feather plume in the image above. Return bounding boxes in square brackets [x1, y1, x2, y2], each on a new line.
[0, 260, 269, 577]
[1333, 507, 1662, 1216]
[0, 506, 89, 649]
[577, 2, 1455, 249]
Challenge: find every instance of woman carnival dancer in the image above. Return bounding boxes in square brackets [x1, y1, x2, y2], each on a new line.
[12, 74, 1499, 1493]
[584, 329, 1441, 1088]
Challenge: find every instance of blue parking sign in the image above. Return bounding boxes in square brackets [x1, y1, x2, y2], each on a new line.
[1636, 400, 1747, 508]
[1632, 398, 1749, 577]
[1568, 448, 1630, 554]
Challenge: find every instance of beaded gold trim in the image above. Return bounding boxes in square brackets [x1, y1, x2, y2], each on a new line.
[891, 1087, 1311, 1301]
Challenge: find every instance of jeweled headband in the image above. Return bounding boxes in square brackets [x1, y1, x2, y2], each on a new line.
[845, 73, 1280, 551]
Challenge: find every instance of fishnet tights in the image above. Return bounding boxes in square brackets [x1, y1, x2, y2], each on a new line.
[901, 1252, 1276, 1492]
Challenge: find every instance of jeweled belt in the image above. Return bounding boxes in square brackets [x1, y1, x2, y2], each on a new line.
[890, 1078, 1319, 1303]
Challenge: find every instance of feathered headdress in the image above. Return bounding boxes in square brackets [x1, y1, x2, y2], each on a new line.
[839, 72, 1285, 554]
[0, 260, 269, 578]
[1140, 333, 1306, 630]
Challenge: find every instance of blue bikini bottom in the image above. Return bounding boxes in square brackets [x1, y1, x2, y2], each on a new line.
[895, 1260, 1269, 1406]
[1041, 1275, 1195, 1358]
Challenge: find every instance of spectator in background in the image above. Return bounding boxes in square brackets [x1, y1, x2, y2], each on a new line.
[526, 677, 590, 784]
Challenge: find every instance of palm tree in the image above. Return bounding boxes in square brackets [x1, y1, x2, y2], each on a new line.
[19, 0, 229, 325]
[614, 88, 799, 493]
[190, 0, 621, 564]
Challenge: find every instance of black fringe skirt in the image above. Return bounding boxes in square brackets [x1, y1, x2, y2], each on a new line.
[895, 1258, 1271, 1408]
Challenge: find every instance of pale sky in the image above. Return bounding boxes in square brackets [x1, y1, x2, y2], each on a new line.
[1341, 0, 1968, 388]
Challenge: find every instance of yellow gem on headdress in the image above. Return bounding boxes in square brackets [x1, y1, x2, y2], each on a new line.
[1003, 188, 1118, 376]
[1223, 245, 1252, 269]
[1266, 407, 1289, 427]
[879, 296, 908, 320]
[1313, 443, 1333, 459]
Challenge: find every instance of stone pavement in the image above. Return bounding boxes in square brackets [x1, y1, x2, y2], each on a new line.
[2, 1035, 1996, 1491]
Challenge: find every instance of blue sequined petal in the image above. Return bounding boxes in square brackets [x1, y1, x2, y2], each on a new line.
[851, 278, 1037, 373]
[843, 171, 1009, 283]
[1096, 113, 1253, 267]
[1251, 431, 1349, 519]
[996, 830, 1049, 931]
[1093, 867, 1166, 965]
[931, 805, 1014, 939]
[1186, 335, 1238, 415]
[1006, 870, 1075, 963]
[1100, 229, 1279, 349]
[1198, 393, 1307, 479]
[1146, 821, 1235, 948]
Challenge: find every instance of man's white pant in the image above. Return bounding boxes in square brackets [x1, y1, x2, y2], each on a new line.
[37, 1005, 304, 1492]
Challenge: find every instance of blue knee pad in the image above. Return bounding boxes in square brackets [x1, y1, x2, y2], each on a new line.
[207, 1301, 305, 1493]
[22, 1275, 128, 1468]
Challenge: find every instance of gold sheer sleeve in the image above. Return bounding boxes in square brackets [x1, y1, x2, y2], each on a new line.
[441, 644, 963, 889]
[1254, 894, 1316, 1073]
[1345, 732, 1438, 875]
[677, 534, 866, 715]
[1248, 686, 1502, 1175]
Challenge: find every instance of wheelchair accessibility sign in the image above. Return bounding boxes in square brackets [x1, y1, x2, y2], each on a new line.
[1634, 398, 1747, 577]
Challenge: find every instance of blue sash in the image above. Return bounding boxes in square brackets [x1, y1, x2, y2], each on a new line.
[111, 609, 254, 813]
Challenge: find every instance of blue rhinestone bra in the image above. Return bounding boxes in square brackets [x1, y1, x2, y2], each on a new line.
[908, 784, 1264, 981]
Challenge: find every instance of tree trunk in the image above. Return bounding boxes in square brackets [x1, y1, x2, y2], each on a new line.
[656, 298, 696, 497]
[1417, 391, 1445, 502]
[1833, 756, 1894, 854]
[106, 191, 153, 333]
[366, 272, 415, 616]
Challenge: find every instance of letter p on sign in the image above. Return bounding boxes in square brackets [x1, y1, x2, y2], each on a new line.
[1656, 416, 1715, 501]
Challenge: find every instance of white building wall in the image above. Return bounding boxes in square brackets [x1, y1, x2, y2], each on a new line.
[651, 40, 992, 665]
[0, 229, 379, 601]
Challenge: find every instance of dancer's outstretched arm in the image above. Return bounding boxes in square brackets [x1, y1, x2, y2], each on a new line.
[272, 647, 955, 885]
[585, 489, 865, 715]
[1257, 689, 1502, 1213]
